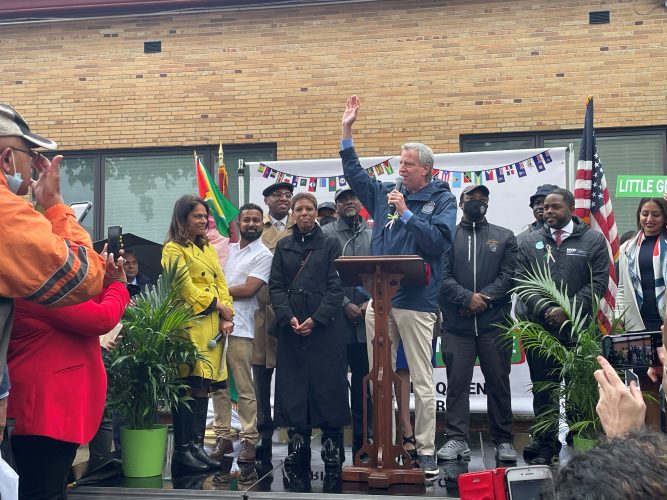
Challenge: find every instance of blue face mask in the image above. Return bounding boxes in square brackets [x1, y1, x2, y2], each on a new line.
[4, 170, 23, 194]
[4, 152, 25, 194]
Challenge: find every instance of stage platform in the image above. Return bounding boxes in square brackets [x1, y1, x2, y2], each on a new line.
[68, 430, 569, 499]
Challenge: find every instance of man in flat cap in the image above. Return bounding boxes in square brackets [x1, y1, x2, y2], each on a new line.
[0, 104, 108, 442]
[438, 184, 518, 463]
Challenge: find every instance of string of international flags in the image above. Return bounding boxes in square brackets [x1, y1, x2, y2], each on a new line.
[256, 149, 555, 192]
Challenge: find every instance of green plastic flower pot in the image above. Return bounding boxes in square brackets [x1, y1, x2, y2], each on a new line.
[573, 434, 598, 453]
[120, 424, 168, 478]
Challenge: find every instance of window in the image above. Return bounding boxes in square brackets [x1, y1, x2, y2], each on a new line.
[58, 157, 96, 235]
[54, 144, 276, 241]
[461, 129, 667, 236]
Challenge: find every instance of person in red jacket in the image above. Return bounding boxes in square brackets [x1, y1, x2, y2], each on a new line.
[7, 253, 129, 500]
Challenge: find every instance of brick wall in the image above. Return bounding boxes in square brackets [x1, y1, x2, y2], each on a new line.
[1, 0, 665, 157]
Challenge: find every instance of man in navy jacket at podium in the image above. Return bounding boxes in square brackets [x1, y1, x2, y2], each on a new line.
[339, 95, 457, 478]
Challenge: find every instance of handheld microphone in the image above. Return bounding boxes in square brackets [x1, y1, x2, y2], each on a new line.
[388, 175, 404, 216]
[208, 333, 224, 349]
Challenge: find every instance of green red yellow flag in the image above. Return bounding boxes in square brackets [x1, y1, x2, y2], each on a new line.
[196, 154, 239, 237]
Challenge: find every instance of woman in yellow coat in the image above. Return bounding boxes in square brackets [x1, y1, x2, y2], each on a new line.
[162, 194, 234, 471]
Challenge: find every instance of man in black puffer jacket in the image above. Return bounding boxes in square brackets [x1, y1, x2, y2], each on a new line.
[438, 184, 518, 463]
[516, 188, 609, 466]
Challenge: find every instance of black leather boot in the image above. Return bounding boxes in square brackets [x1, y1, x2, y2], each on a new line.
[191, 396, 221, 469]
[321, 427, 343, 472]
[285, 428, 311, 466]
[171, 402, 208, 471]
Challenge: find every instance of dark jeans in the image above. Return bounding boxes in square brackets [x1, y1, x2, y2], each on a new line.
[347, 342, 373, 440]
[12, 435, 79, 500]
[88, 416, 113, 462]
[443, 329, 513, 445]
[525, 340, 562, 450]
[253, 364, 275, 440]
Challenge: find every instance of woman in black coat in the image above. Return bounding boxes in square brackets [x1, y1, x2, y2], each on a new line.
[269, 192, 350, 471]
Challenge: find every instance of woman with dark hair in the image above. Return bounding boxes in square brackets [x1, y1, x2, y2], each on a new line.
[617, 197, 667, 333]
[269, 192, 349, 474]
[616, 197, 667, 429]
[161, 194, 234, 471]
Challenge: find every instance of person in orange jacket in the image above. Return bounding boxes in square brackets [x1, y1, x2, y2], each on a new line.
[0, 104, 106, 443]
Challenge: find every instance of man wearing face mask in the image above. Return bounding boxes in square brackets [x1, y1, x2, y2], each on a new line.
[209, 203, 273, 474]
[0, 104, 106, 443]
[438, 184, 518, 462]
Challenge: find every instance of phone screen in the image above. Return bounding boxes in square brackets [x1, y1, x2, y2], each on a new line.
[602, 331, 663, 368]
[508, 478, 555, 500]
[107, 226, 123, 260]
[69, 201, 92, 223]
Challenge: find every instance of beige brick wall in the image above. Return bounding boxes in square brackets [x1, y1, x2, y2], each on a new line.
[1, 0, 665, 157]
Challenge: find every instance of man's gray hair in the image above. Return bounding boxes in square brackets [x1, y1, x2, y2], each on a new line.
[402, 143, 434, 180]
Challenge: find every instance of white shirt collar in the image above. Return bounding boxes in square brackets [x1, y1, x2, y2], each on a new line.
[269, 214, 288, 231]
[550, 219, 574, 236]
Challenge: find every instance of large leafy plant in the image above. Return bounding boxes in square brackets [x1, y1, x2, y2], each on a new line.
[506, 264, 623, 440]
[105, 260, 206, 430]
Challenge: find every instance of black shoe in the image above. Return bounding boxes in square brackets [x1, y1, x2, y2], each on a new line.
[522, 436, 543, 461]
[528, 446, 559, 466]
[321, 430, 342, 471]
[285, 429, 311, 466]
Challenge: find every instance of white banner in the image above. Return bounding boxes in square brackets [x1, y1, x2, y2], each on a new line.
[247, 147, 567, 414]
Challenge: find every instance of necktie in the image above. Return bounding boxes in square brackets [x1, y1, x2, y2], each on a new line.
[554, 229, 564, 247]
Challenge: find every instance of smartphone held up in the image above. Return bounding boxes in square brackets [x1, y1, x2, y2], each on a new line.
[601, 331, 663, 370]
[107, 225, 123, 262]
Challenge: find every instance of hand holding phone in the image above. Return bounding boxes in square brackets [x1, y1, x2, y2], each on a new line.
[594, 356, 646, 438]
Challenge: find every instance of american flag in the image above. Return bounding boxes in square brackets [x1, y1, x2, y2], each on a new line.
[574, 97, 619, 334]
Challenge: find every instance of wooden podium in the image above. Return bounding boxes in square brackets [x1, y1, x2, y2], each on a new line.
[334, 255, 427, 488]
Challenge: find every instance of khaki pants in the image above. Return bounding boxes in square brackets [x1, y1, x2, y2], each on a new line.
[365, 300, 437, 456]
[211, 336, 259, 443]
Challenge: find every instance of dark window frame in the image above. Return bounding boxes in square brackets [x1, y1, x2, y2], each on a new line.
[460, 126, 667, 169]
[56, 143, 276, 240]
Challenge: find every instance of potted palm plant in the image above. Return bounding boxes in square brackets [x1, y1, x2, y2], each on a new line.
[105, 260, 205, 477]
[506, 264, 623, 452]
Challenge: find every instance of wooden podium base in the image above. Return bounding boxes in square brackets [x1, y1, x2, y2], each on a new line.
[334, 256, 429, 490]
[342, 465, 425, 488]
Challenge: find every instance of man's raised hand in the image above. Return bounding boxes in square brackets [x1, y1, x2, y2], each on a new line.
[341, 95, 360, 139]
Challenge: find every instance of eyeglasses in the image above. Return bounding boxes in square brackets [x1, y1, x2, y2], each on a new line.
[270, 191, 293, 199]
[9, 147, 42, 162]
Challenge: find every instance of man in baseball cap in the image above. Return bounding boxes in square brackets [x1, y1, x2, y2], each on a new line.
[0, 104, 107, 453]
[517, 184, 559, 245]
[317, 201, 337, 226]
